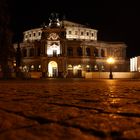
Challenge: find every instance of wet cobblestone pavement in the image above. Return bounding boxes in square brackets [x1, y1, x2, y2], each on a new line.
[0, 79, 140, 140]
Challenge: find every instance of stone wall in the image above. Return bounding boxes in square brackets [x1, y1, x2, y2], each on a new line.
[85, 72, 140, 79]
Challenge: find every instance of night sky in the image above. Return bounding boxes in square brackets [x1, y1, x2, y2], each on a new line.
[9, 0, 139, 58]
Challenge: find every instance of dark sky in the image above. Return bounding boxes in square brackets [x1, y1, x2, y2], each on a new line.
[9, 0, 139, 58]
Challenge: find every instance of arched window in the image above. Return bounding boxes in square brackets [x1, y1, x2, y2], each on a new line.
[86, 47, 91, 56]
[94, 48, 98, 57]
[67, 47, 73, 56]
[94, 65, 98, 71]
[22, 48, 27, 57]
[29, 48, 34, 57]
[77, 47, 83, 56]
[37, 47, 41, 56]
[101, 65, 105, 71]
[30, 65, 35, 71]
[101, 49, 105, 57]
[86, 65, 90, 72]
[38, 65, 41, 71]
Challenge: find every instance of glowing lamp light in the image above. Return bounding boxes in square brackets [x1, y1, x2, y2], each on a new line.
[107, 57, 115, 79]
[107, 57, 115, 64]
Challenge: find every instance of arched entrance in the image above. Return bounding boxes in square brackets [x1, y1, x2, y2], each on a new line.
[48, 61, 58, 77]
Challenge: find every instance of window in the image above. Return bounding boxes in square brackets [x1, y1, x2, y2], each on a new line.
[25, 35, 28, 38]
[94, 48, 98, 57]
[22, 49, 27, 57]
[68, 64, 73, 69]
[94, 65, 98, 71]
[38, 65, 41, 71]
[87, 32, 89, 36]
[81, 32, 83, 35]
[77, 47, 83, 56]
[86, 48, 91, 56]
[75, 31, 78, 35]
[33, 33, 36, 36]
[38, 32, 41, 36]
[53, 50, 57, 56]
[69, 31, 71, 34]
[37, 47, 41, 56]
[101, 49, 105, 57]
[101, 65, 105, 71]
[67, 47, 73, 56]
[86, 65, 90, 72]
[30, 65, 35, 71]
[30, 48, 34, 57]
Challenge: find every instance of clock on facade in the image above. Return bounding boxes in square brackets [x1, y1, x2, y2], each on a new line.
[48, 33, 59, 40]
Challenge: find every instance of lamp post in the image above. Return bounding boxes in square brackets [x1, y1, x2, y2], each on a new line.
[107, 57, 115, 79]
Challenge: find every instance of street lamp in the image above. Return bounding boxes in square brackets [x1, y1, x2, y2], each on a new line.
[107, 57, 115, 79]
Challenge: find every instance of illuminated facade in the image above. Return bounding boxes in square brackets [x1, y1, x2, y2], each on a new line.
[130, 56, 140, 72]
[14, 13, 128, 78]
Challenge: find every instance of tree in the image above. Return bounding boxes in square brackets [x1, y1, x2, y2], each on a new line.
[0, 0, 14, 79]
[15, 43, 22, 78]
[15, 43, 22, 67]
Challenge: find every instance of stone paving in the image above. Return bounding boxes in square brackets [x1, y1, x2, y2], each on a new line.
[0, 79, 140, 140]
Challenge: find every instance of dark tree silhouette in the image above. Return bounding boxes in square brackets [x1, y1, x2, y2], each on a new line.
[14, 43, 22, 78]
[0, 0, 14, 79]
[15, 43, 21, 67]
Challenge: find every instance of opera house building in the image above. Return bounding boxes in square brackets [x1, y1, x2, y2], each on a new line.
[14, 14, 128, 78]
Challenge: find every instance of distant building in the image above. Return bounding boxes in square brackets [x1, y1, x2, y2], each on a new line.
[14, 13, 128, 78]
[130, 56, 140, 72]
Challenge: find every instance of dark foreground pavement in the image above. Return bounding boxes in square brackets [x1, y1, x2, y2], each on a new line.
[0, 79, 140, 140]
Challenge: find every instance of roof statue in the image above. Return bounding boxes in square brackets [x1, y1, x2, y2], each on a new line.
[49, 12, 60, 28]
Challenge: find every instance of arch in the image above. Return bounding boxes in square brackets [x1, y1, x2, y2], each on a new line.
[37, 47, 41, 56]
[94, 48, 98, 57]
[22, 48, 27, 57]
[67, 64, 73, 77]
[68, 64, 73, 69]
[29, 48, 34, 57]
[77, 47, 83, 56]
[101, 49, 105, 57]
[94, 64, 98, 71]
[101, 65, 105, 71]
[86, 47, 91, 56]
[48, 61, 58, 77]
[67, 47, 73, 56]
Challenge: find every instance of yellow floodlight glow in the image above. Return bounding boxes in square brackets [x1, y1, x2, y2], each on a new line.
[107, 57, 115, 64]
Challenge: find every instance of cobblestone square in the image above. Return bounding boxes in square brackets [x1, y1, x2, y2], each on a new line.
[0, 79, 140, 140]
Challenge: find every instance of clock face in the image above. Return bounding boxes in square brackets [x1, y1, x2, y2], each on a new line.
[48, 33, 59, 40]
